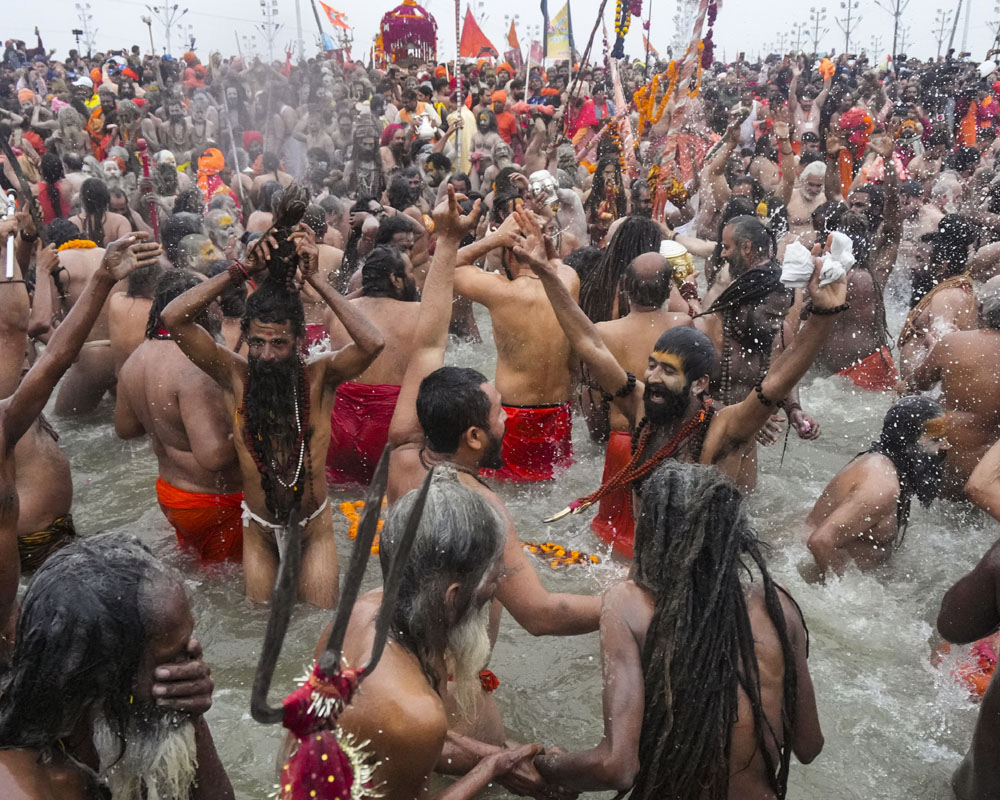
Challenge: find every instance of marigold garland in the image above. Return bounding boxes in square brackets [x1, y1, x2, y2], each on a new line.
[338, 499, 383, 554]
[57, 239, 97, 251]
[687, 42, 706, 99]
[523, 541, 601, 568]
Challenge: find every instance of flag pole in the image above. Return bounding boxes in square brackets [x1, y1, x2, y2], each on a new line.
[643, 0, 651, 79]
[308, 0, 327, 51]
[564, 0, 610, 135]
[455, 0, 463, 169]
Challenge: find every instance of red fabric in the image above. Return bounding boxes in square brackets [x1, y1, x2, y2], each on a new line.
[37, 183, 71, 223]
[280, 663, 363, 800]
[303, 323, 329, 351]
[479, 669, 500, 693]
[459, 7, 498, 58]
[590, 430, 635, 558]
[495, 111, 518, 144]
[837, 346, 897, 392]
[155, 477, 244, 563]
[482, 402, 573, 483]
[327, 382, 402, 485]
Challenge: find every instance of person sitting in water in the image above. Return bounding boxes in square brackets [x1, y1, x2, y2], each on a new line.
[115, 270, 244, 563]
[325, 244, 420, 486]
[0, 535, 233, 800]
[535, 462, 824, 797]
[319, 473, 556, 800]
[804, 396, 949, 578]
[938, 535, 1000, 800]
[453, 194, 581, 482]
[163, 220, 384, 608]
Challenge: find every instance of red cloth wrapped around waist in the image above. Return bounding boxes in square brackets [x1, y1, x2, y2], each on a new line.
[837, 346, 897, 392]
[482, 401, 573, 483]
[591, 429, 635, 558]
[155, 476, 243, 563]
[327, 382, 402, 485]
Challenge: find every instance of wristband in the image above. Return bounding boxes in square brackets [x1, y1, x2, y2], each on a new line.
[754, 381, 777, 407]
[227, 260, 250, 285]
[808, 301, 850, 315]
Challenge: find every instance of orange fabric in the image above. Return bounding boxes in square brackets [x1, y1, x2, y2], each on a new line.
[960, 102, 978, 147]
[495, 111, 518, 144]
[156, 477, 244, 563]
[838, 149, 853, 201]
[481, 402, 573, 483]
[591, 430, 635, 558]
[459, 7, 498, 59]
[837, 346, 897, 392]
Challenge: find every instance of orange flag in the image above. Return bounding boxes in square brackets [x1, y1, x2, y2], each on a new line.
[460, 7, 498, 59]
[318, 0, 350, 30]
[508, 20, 520, 51]
[642, 34, 659, 60]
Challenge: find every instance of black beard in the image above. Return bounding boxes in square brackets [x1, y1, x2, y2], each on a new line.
[643, 381, 690, 426]
[480, 428, 504, 470]
[246, 353, 301, 446]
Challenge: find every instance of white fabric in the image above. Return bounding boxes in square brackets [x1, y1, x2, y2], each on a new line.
[780, 231, 853, 289]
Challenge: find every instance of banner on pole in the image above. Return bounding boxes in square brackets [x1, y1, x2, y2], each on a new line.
[529, 40, 544, 64]
[460, 7, 498, 59]
[545, 2, 571, 60]
[318, 1, 351, 29]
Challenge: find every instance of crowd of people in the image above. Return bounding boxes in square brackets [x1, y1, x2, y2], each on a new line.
[2, 23, 1000, 800]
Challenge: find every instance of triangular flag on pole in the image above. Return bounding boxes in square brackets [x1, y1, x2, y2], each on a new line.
[460, 7, 498, 59]
[642, 34, 659, 60]
[317, 0, 350, 30]
[508, 20, 520, 51]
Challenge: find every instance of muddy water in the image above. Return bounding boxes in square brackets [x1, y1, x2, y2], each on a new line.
[47, 296, 992, 799]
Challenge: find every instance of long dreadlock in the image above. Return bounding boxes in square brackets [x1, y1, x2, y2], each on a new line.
[578, 217, 662, 323]
[80, 178, 110, 248]
[585, 156, 627, 222]
[631, 462, 798, 800]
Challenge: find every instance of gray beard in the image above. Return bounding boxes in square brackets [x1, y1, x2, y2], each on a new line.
[445, 602, 492, 721]
[92, 709, 198, 800]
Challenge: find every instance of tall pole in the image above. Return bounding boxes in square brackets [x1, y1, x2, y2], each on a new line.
[295, 0, 305, 60]
[962, 0, 972, 52]
[455, 0, 462, 168]
[948, 0, 963, 52]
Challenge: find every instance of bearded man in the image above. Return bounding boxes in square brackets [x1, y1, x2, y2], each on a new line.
[205, 207, 244, 256]
[163, 223, 384, 608]
[325, 245, 420, 485]
[805, 396, 949, 577]
[345, 123, 385, 199]
[0, 536, 233, 800]
[782, 161, 829, 238]
[50, 105, 90, 158]
[321, 475, 552, 800]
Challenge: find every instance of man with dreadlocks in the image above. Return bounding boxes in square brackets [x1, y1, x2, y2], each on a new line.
[804, 396, 949, 578]
[345, 122, 386, 200]
[519, 206, 847, 519]
[163, 221, 384, 608]
[907, 278, 1000, 501]
[534, 462, 824, 798]
[116, 270, 243, 564]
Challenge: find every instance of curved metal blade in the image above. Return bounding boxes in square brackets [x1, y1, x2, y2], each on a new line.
[318, 445, 392, 675]
[362, 465, 434, 675]
[250, 508, 303, 724]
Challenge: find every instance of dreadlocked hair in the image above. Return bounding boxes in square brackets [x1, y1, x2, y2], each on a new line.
[80, 178, 110, 247]
[831, 212, 891, 349]
[579, 217, 663, 323]
[585, 156, 627, 220]
[39, 153, 66, 222]
[631, 462, 798, 800]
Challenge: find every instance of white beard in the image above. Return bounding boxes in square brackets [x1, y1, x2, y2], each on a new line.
[92, 710, 198, 800]
[445, 602, 493, 720]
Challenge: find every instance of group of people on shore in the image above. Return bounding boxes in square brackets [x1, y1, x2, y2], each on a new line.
[2, 26, 1000, 800]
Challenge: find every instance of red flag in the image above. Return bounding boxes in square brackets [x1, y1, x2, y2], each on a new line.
[507, 20, 520, 51]
[642, 34, 659, 60]
[460, 7, 498, 59]
[318, 0, 350, 30]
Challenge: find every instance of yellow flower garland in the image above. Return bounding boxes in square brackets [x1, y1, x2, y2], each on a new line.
[338, 499, 383, 554]
[686, 42, 706, 99]
[57, 239, 97, 251]
[523, 541, 601, 568]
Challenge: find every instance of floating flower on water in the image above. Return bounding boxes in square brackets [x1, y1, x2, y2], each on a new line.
[338, 499, 384, 554]
[523, 541, 601, 568]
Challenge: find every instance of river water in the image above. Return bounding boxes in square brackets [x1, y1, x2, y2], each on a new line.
[45, 292, 993, 800]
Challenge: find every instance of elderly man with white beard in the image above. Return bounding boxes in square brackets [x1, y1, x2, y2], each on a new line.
[0, 535, 232, 800]
[309, 473, 561, 800]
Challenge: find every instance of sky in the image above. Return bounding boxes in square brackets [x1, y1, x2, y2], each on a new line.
[3, 0, 999, 69]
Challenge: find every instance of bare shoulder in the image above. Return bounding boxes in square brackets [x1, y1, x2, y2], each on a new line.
[0, 749, 85, 800]
[841, 452, 901, 500]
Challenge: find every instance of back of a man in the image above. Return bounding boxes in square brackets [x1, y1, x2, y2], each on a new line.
[455, 235, 579, 482]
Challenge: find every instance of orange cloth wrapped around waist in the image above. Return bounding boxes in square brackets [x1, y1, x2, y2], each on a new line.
[482, 402, 574, 483]
[837, 346, 897, 392]
[591, 429, 636, 558]
[156, 476, 244, 563]
[327, 382, 402, 485]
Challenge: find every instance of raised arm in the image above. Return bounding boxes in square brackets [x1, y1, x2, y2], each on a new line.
[0, 218, 30, 400]
[293, 227, 384, 387]
[708, 252, 847, 451]
[938, 536, 1000, 645]
[3, 232, 161, 451]
[775, 114, 796, 206]
[870, 133, 902, 285]
[388, 188, 482, 447]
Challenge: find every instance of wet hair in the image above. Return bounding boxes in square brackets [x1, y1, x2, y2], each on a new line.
[585, 156, 627, 221]
[380, 473, 504, 691]
[0, 536, 181, 757]
[374, 215, 414, 246]
[261, 151, 281, 173]
[301, 203, 328, 238]
[387, 174, 415, 210]
[417, 366, 492, 454]
[80, 177, 110, 246]
[426, 152, 451, 172]
[241, 277, 306, 339]
[146, 269, 218, 339]
[563, 246, 602, 280]
[40, 153, 65, 221]
[851, 184, 884, 223]
[361, 245, 408, 297]
[926, 127, 952, 149]
[630, 462, 797, 800]
[945, 145, 980, 174]
[160, 212, 205, 267]
[127, 262, 165, 299]
[652, 326, 717, 386]
[623, 255, 672, 308]
[46, 218, 82, 248]
[732, 175, 765, 204]
[707, 197, 758, 285]
[726, 215, 774, 264]
[912, 213, 977, 305]
[579, 217, 663, 323]
[257, 180, 283, 213]
[172, 187, 205, 216]
[319, 194, 344, 219]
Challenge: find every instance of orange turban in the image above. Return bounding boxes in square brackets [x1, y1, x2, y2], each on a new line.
[435, 65, 447, 78]
[90, 67, 102, 86]
[491, 90, 507, 103]
[497, 62, 514, 75]
[183, 51, 198, 65]
[198, 148, 225, 174]
[17, 89, 34, 104]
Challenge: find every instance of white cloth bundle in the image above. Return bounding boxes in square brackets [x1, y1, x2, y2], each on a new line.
[780, 231, 853, 289]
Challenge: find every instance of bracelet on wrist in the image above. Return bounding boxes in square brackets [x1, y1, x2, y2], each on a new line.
[19, 230, 39, 243]
[227, 260, 250, 285]
[754, 381, 777, 408]
[808, 301, 850, 315]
